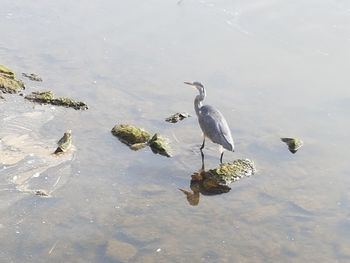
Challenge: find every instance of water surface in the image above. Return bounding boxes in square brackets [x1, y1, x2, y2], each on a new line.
[1, 0, 350, 262]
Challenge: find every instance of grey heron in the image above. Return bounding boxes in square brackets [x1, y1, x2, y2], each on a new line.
[185, 81, 234, 163]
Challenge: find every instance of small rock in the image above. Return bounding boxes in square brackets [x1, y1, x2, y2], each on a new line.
[34, 190, 49, 197]
[165, 112, 190, 123]
[22, 72, 43, 82]
[148, 133, 171, 157]
[281, 138, 303, 153]
[106, 239, 137, 263]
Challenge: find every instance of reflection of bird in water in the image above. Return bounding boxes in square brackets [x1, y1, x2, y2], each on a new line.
[179, 165, 231, 206]
[184, 81, 234, 163]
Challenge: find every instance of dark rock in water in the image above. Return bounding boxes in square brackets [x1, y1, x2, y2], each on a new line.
[22, 72, 43, 82]
[148, 133, 171, 157]
[0, 64, 25, 94]
[54, 130, 72, 154]
[165, 112, 190, 123]
[34, 190, 49, 197]
[281, 138, 303, 153]
[111, 124, 151, 147]
[25, 91, 88, 110]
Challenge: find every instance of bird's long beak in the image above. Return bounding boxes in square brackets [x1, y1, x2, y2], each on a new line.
[184, 81, 194, 86]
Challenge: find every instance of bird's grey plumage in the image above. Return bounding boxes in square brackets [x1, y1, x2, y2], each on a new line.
[185, 81, 234, 163]
[198, 105, 234, 151]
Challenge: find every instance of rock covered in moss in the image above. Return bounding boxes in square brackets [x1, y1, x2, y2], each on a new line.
[165, 112, 190, 123]
[148, 133, 171, 157]
[111, 124, 151, 146]
[281, 138, 303, 153]
[25, 91, 88, 110]
[208, 159, 256, 185]
[111, 124, 172, 158]
[0, 64, 25, 94]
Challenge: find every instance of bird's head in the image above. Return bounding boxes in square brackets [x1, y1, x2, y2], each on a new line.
[184, 81, 205, 93]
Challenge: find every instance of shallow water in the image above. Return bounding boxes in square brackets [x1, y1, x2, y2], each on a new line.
[1, 0, 350, 262]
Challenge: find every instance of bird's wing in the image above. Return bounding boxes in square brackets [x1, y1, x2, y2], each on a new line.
[198, 105, 234, 151]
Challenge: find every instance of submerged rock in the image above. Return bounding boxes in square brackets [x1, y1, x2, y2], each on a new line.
[148, 133, 171, 157]
[0, 64, 25, 94]
[165, 112, 190, 123]
[25, 91, 88, 110]
[22, 72, 43, 82]
[105, 239, 137, 263]
[54, 130, 72, 154]
[111, 124, 151, 147]
[281, 137, 303, 153]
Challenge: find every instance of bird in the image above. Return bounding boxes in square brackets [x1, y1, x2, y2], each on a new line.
[184, 81, 234, 163]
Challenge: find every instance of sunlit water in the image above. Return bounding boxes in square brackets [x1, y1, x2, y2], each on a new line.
[1, 0, 350, 262]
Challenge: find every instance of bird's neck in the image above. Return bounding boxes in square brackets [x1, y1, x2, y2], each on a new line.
[194, 89, 206, 116]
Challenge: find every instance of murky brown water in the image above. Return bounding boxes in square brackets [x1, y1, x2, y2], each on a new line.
[1, 0, 350, 262]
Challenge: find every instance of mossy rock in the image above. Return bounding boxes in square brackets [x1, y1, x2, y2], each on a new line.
[165, 112, 191, 123]
[148, 133, 171, 157]
[0, 64, 15, 77]
[0, 64, 25, 94]
[281, 138, 303, 153]
[25, 91, 88, 110]
[111, 124, 151, 146]
[207, 159, 256, 185]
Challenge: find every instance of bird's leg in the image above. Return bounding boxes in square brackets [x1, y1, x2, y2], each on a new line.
[200, 136, 205, 150]
[201, 150, 205, 170]
[219, 145, 224, 164]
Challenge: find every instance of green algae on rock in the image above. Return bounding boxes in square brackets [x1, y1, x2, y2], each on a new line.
[111, 124, 151, 147]
[148, 133, 171, 157]
[165, 112, 191, 123]
[0, 64, 25, 94]
[25, 91, 88, 110]
[208, 159, 256, 185]
[22, 72, 43, 82]
[54, 130, 72, 154]
[281, 137, 303, 154]
[0, 64, 15, 76]
[111, 124, 172, 157]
